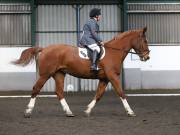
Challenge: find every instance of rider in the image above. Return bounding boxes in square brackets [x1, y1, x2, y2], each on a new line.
[79, 8, 104, 71]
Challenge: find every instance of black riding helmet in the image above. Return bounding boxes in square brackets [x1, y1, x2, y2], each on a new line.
[89, 8, 101, 18]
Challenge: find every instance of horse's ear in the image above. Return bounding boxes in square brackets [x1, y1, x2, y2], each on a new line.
[142, 26, 147, 34]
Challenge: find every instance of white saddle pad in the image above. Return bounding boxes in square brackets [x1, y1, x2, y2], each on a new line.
[78, 47, 105, 60]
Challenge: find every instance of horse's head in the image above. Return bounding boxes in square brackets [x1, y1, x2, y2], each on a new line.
[132, 27, 150, 61]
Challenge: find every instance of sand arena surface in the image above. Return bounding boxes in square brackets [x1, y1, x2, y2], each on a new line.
[0, 92, 180, 135]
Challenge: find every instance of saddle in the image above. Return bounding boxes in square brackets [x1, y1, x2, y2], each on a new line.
[78, 46, 105, 60]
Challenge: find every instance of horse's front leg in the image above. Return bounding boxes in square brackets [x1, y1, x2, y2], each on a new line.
[108, 72, 136, 117]
[85, 79, 109, 116]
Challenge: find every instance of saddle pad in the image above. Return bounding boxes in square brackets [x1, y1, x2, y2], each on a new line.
[79, 47, 105, 60]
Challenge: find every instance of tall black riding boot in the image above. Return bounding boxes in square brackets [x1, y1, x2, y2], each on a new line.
[90, 50, 98, 71]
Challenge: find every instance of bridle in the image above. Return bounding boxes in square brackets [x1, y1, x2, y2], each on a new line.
[133, 35, 150, 58]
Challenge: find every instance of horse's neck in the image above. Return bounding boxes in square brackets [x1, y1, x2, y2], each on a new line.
[107, 36, 133, 51]
[106, 35, 134, 62]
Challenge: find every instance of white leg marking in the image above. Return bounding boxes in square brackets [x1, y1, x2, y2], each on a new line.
[85, 99, 96, 115]
[25, 98, 36, 114]
[120, 97, 136, 116]
[60, 98, 73, 116]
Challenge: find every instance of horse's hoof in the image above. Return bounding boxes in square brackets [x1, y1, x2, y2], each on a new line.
[66, 113, 75, 117]
[128, 113, 136, 117]
[24, 112, 31, 118]
[84, 111, 91, 117]
[85, 113, 90, 117]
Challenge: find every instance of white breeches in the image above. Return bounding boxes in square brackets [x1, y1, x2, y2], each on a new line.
[88, 43, 100, 53]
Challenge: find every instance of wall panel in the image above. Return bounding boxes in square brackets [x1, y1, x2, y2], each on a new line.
[0, 3, 31, 46]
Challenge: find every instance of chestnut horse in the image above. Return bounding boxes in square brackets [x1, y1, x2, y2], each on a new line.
[13, 27, 150, 118]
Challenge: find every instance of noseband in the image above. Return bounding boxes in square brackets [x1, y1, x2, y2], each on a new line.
[129, 49, 150, 57]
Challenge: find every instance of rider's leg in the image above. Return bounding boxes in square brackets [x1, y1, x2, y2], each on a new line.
[91, 50, 99, 70]
[88, 44, 100, 71]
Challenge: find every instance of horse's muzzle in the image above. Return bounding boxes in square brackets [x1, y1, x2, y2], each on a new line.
[140, 55, 150, 61]
[139, 50, 150, 61]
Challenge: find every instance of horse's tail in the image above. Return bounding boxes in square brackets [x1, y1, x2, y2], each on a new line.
[12, 47, 43, 66]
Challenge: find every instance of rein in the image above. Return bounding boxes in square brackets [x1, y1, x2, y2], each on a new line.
[104, 45, 142, 55]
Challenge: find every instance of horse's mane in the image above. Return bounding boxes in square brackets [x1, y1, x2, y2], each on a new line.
[105, 30, 140, 45]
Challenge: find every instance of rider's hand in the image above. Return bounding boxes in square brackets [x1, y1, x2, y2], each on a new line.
[100, 41, 104, 46]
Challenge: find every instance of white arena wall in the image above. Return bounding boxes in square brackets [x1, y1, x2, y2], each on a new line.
[0, 47, 36, 90]
[124, 46, 180, 89]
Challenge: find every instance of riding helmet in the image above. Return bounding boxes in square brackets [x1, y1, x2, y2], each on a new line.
[89, 8, 101, 18]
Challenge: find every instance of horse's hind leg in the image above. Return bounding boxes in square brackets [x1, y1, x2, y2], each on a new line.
[53, 72, 74, 117]
[85, 79, 108, 116]
[24, 75, 49, 118]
